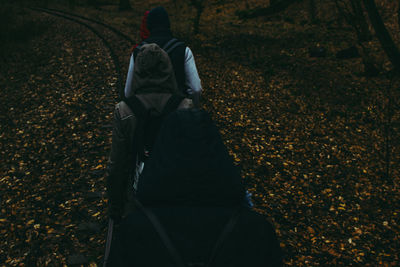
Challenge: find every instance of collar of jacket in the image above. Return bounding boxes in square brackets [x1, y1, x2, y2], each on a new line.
[147, 29, 173, 40]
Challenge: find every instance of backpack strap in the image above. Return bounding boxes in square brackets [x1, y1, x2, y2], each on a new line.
[133, 39, 184, 62]
[126, 95, 148, 118]
[134, 197, 242, 267]
[162, 94, 185, 115]
[162, 38, 178, 51]
[133, 41, 148, 59]
[136, 41, 148, 51]
[133, 198, 186, 267]
[162, 38, 185, 54]
[125, 96, 149, 162]
[205, 207, 241, 267]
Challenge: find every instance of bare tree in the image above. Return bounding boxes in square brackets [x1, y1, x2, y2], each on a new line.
[190, 0, 204, 34]
[350, 0, 372, 41]
[87, 0, 99, 8]
[68, 0, 76, 10]
[334, 0, 372, 42]
[308, 0, 317, 23]
[334, 0, 379, 75]
[237, 0, 302, 19]
[398, 1, 400, 31]
[362, 0, 400, 70]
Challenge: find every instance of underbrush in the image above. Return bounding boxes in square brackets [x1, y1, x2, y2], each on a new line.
[0, 3, 47, 44]
[0, 4, 49, 66]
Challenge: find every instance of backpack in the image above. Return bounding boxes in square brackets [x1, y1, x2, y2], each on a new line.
[134, 198, 242, 267]
[126, 94, 184, 163]
[134, 38, 187, 95]
[134, 38, 185, 59]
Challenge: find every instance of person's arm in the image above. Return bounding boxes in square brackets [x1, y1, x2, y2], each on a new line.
[184, 47, 202, 106]
[106, 103, 133, 222]
[124, 54, 135, 98]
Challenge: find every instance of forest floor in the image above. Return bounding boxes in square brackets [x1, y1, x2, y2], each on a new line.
[1, 0, 400, 266]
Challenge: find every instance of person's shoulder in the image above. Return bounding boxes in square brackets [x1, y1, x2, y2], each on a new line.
[169, 36, 187, 50]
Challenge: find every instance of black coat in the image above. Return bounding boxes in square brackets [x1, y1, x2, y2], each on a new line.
[108, 207, 282, 267]
[107, 109, 282, 266]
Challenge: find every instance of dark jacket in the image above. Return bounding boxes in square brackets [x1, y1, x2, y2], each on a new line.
[107, 110, 283, 266]
[106, 44, 193, 221]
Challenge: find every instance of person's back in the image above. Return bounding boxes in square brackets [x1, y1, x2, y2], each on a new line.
[107, 109, 282, 266]
[124, 6, 202, 101]
[106, 43, 193, 223]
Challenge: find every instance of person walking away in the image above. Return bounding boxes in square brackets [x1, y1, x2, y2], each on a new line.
[124, 6, 202, 105]
[107, 109, 283, 267]
[106, 43, 193, 225]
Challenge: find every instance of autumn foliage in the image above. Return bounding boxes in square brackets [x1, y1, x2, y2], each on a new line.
[1, 0, 400, 266]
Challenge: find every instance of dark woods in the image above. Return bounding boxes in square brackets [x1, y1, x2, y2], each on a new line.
[1, 0, 400, 266]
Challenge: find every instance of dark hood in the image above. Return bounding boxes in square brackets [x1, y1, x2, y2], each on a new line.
[136, 109, 246, 207]
[147, 6, 171, 33]
[131, 43, 178, 95]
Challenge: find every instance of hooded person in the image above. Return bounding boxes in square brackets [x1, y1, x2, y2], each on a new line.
[107, 109, 283, 267]
[106, 43, 193, 223]
[124, 6, 202, 104]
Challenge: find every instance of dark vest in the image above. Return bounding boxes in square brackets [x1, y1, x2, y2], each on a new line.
[134, 32, 187, 95]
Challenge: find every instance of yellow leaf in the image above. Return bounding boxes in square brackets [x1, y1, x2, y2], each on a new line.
[307, 226, 315, 234]
[94, 165, 103, 170]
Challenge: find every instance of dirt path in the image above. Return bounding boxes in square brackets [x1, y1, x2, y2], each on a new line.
[1, 3, 400, 266]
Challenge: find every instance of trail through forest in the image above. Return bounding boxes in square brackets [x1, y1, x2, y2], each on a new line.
[1, 1, 400, 266]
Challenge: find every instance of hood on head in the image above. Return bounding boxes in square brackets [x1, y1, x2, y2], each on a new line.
[136, 109, 246, 207]
[131, 43, 178, 95]
[147, 6, 171, 32]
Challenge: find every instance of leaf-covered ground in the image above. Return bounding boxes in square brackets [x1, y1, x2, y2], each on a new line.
[1, 1, 400, 266]
[0, 11, 115, 265]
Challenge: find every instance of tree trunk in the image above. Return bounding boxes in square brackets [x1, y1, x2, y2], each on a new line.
[334, 0, 345, 27]
[119, 0, 132, 11]
[351, 0, 372, 42]
[68, 0, 76, 10]
[237, 0, 302, 19]
[362, 0, 400, 70]
[87, 0, 99, 8]
[309, 0, 316, 23]
[398, 1, 400, 31]
[335, 0, 378, 74]
[190, 0, 204, 34]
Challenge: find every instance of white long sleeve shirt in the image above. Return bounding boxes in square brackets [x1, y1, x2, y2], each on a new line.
[124, 47, 202, 98]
